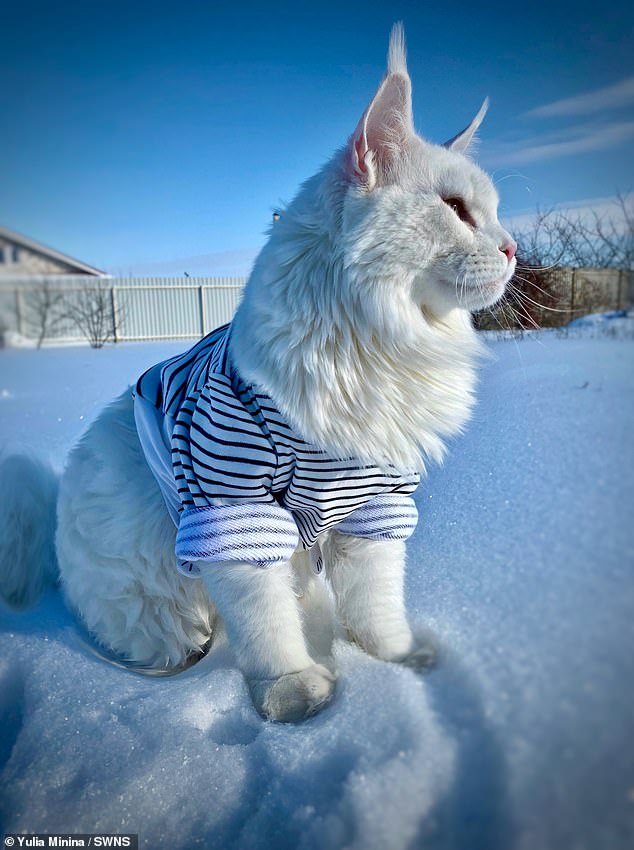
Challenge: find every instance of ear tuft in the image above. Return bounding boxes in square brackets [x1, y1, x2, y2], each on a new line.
[387, 22, 408, 76]
[444, 97, 489, 155]
[347, 24, 414, 189]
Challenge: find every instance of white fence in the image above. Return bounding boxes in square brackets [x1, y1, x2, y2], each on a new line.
[0, 276, 247, 343]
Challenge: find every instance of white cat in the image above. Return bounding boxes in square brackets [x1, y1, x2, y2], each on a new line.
[0, 25, 516, 722]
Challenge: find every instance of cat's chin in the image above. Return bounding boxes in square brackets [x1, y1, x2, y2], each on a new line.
[462, 276, 508, 310]
[420, 275, 507, 315]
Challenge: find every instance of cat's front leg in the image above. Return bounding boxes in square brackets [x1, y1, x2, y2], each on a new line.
[290, 549, 336, 673]
[323, 532, 435, 668]
[200, 561, 335, 722]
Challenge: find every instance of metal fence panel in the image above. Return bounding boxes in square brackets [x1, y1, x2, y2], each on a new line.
[116, 286, 201, 340]
[0, 276, 247, 343]
[202, 285, 244, 335]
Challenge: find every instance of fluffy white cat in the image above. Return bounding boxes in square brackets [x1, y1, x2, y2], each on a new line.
[0, 25, 516, 722]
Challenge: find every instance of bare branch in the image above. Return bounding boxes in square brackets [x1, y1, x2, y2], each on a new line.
[513, 195, 634, 271]
[67, 282, 121, 349]
[23, 282, 70, 348]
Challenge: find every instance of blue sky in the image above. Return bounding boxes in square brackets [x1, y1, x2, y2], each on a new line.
[1, 0, 633, 275]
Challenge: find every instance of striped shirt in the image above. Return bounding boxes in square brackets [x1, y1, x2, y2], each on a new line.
[134, 323, 420, 574]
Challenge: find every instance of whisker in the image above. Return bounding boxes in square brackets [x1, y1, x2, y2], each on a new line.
[515, 259, 563, 273]
[500, 285, 538, 330]
[493, 170, 530, 187]
[506, 282, 575, 315]
[511, 273, 563, 307]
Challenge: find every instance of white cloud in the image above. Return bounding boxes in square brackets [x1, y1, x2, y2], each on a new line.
[483, 75, 634, 167]
[488, 121, 634, 166]
[524, 76, 634, 119]
[502, 192, 634, 232]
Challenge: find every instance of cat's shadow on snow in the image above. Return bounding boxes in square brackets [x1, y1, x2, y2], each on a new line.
[0, 661, 25, 782]
[419, 645, 515, 850]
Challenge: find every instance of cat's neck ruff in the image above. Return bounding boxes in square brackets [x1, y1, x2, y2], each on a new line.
[230, 270, 483, 475]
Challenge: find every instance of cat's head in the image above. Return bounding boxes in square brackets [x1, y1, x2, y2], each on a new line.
[339, 23, 516, 316]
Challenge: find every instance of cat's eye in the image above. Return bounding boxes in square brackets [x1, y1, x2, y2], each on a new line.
[442, 196, 476, 228]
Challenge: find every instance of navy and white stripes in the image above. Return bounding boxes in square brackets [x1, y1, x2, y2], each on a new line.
[135, 323, 420, 569]
[336, 493, 419, 540]
[175, 503, 300, 565]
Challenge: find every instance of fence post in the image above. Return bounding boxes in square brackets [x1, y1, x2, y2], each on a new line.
[616, 269, 623, 309]
[198, 285, 206, 336]
[570, 268, 576, 323]
[15, 288, 24, 335]
[110, 285, 119, 343]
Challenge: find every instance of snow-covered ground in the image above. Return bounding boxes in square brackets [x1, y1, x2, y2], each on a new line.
[1, 321, 633, 850]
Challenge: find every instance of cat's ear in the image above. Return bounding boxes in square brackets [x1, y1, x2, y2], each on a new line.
[444, 98, 489, 154]
[348, 23, 414, 190]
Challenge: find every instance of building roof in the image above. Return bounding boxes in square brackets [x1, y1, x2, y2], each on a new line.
[0, 225, 107, 276]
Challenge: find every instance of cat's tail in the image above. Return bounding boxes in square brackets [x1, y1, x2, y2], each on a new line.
[0, 453, 59, 609]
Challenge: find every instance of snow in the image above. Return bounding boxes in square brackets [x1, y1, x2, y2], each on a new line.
[1, 323, 633, 849]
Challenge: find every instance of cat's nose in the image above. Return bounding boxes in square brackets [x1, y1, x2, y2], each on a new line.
[500, 240, 517, 262]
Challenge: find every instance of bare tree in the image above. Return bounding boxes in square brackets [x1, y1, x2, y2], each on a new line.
[67, 281, 119, 349]
[23, 281, 69, 347]
[513, 193, 634, 271]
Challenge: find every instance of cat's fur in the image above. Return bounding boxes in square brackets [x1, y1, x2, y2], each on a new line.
[0, 25, 516, 721]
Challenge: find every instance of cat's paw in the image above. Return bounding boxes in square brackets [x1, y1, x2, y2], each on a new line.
[345, 627, 437, 670]
[249, 663, 336, 723]
[397, 640, 437, 671]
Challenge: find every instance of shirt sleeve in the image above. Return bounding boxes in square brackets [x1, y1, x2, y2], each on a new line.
[175, 502, 300, 569]
[335, 492, 419, 541]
